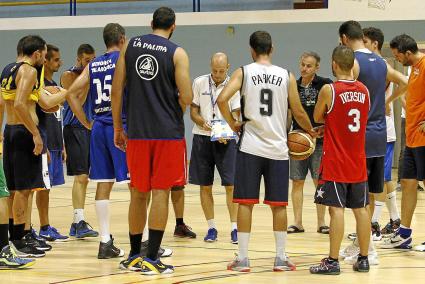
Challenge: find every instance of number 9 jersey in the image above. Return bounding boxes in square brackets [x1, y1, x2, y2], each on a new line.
[239, 62, 290, 160]
[320, 80, 370, 183]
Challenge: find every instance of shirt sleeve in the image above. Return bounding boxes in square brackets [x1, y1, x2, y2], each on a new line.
[192, 79, 200, 106]
[230, 91, 241, 111]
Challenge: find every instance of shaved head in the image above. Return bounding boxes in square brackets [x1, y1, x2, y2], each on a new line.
[210, 52, 229, 85]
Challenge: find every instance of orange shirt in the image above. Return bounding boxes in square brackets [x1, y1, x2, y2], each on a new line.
[406, 56, 425, 147]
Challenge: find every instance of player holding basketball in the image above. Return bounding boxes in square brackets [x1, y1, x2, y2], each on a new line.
[218, 30, 316, 272]
[66, 23, 127, 259]
[310, 45, 371, 275]
[112, 7, 193, 274]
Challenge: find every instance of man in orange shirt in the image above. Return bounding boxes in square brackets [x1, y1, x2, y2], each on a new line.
[383, 34, 425, 250]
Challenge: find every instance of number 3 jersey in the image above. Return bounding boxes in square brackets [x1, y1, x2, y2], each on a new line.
[88, 50, 125, 124]
[239, 62, 290, 160]
[321, 80, 370, 183]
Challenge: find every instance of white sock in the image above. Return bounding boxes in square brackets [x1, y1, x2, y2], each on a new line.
[371, 201, 385, 223]
[73, 209, 84, 223]
[142, 225, 149, 242]
[274, 231, 287, 259]
[238, 232, 250, 260]
[386, 191, 400, 220]
[231, 222, 237, 231]
[207, 219, 216, 229]
[95, 200, 111, 243]
[368, 235, 376, 253]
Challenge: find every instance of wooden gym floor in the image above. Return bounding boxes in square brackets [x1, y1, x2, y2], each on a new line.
[2, 172, 425, 283]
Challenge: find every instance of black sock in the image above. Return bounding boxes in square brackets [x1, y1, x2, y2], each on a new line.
[0, 224, 9, 249]
[129, 233, 142, 257]
[358, 254, 368, 261]
[328, 257, 339, 263]
[24, 229, 30, 236]
[147, 229, 164, 261]
[176, 218, 184, 226]
[13, 224, 25, 240]
[8, 219, 13, 240]
[41, 225, 49, 231]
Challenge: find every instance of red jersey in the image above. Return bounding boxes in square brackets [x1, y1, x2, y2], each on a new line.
[320, 80, 370, 183]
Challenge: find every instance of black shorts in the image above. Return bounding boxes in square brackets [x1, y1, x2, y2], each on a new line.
[189, 134, 237, 186]
[63, 125, 90, 176]
[3, 125, 44, 190]
[314, 181, 369, 209]
[367, 156, 384, 194]
[402, 146, 425, 181]
[234, 150, 289, 206]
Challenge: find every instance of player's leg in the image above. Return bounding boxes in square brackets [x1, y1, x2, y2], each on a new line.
[397, 117, 406, 189]
[171, 187, 195, 238]
[289, 157, 308, 233]
[225, 186, 238, 243]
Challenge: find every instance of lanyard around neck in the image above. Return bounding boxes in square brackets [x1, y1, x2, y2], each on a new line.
[208, 75, 229, 118]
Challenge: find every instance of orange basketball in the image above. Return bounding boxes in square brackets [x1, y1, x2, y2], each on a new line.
[42, 86, 61, 113]
[287, 130, 316, 160]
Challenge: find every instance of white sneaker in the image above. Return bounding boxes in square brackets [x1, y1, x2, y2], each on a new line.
[413, 242, 425, 252]
[344, 250, 379, 265]
[339, 241, 359, 259]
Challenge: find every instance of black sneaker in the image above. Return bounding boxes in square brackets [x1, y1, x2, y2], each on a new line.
[371, 222, 382, 241]
[381, 219, 400, 235]
[11, 240, 46, 258]
[140, 240, 173, 258]
[24, 232, 52, 251]
[418, 184, 424, 192]
[309, 258, 340, 275]
[76, 220, 99, 239]
[98, 235, 125, 259]
[174, 224, 196, 238]
[353, 257, 370, 272]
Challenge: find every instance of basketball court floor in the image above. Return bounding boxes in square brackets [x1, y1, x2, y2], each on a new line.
[2, 173, 424, 283]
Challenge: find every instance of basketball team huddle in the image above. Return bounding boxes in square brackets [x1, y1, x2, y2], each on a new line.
[0, 6, 425, 276]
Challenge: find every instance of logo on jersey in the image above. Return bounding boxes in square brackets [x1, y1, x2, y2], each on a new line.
[135, 54, 158, 81]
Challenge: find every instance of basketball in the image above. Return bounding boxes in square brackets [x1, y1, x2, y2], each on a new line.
[42, 86, 61, 113]
[287, 130, 315, 160]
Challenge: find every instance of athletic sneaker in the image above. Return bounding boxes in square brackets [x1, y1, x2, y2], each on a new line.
[69, 223, 76, 237]
[344, 250, 379, 265]
[231, 229, 238, 244]
[204, 228, 218, 242]
[381, 219, 400, 236]
[339, 240, 359, 259]
[39, 226, 69, 242]
[371, 222, 382, 241]
[140, 257, 174, 275]
[97, 236, 125, 259]
[273, 255, 296, 271]
[381, 231, 412, 249]
[347, 232, 357, 240]
[0, 245, 35, 269]
[30, 227, 45, 242]
[227, 254, 250, 272]
[353, 257, 369, 272]
[174, 224, 196, 238]
[413, 242, 425, 252]
[139, 240, 173, 258]
[75, 220, 99, 239]
[119, 254, 142, 271]
[309, 258, 340, 275]
[24, 233, 52, 251]
[11, 240, 45, 258]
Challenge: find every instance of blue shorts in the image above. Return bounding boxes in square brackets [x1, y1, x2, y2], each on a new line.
[48, 150, 65, 186]
[89, 121, 129, 183]
[384, 142, 395, 182]
[234, 150, 289, 206]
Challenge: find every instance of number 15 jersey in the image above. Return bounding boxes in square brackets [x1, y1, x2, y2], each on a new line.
[239, 62, 290, 160]
[321, 80, 370, 183]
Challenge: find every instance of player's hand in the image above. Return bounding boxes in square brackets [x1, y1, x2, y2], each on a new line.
[62, 149, 67, 162]
[230, 120, 243, 134]
[202, 121, 212, 131]
[84, 120, 93, 130]
[218, 138, 228, 144]
[419, 121, 425, 133]
[0, 133, 3, 143]
[308, 128, 320, 139]
[114, 128, 128, 152]
[47, 150, 51, 164]
[385, 102, 392, 116]
[33, 133, 43, 156]
[312, 125, 325, 138]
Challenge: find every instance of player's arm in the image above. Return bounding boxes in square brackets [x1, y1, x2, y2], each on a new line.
[352, 59, 360, 80]
[313, 84, 332, 123]
[174, 47, 193, 106]
[14, 65, 43, 155]
[288, 73, 316, 136]
[217, 68, 243, 133]
[190, 80, 211, 131]
[385, 63, 408, 106]
[0, 90, 4, 144]
[65, 65, 91, 129]
[38, 87, 67, 109]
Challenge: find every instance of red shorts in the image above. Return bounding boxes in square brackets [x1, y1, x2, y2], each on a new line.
[127, 139, 187, 192]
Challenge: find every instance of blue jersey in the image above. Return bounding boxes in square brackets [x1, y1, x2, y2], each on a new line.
[62, 66, 92, 126]
[355, 49, 387, 157]
[88, 51, 125, 124]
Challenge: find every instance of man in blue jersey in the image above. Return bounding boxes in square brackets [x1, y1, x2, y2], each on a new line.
[338, 20, 409, 266]
[60, 44, 98, 239]
[65, 23, 127, 259]
[112, 7, 193, 275]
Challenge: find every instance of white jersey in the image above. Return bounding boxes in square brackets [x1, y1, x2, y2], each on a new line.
[385, 82, 396, 142]
[239, 62, 290, 160]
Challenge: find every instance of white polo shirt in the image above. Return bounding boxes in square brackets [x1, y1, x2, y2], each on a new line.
[192, 74, 240, 136]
